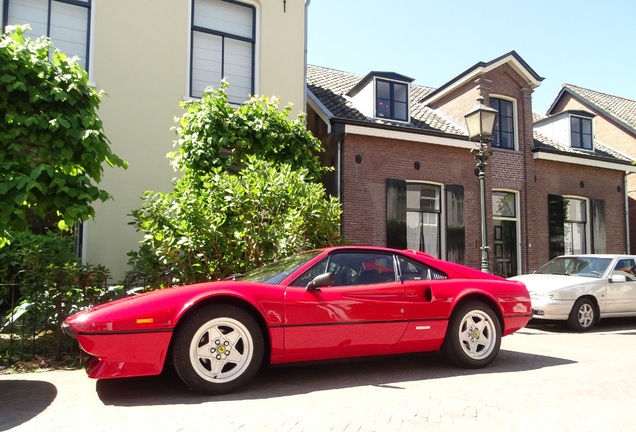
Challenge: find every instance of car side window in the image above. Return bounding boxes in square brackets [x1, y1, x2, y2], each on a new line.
[327, 252, 397, 286]
[289, 258, 328, 287]
[398, 256, 447, 280]
[613, 259, 636, 281]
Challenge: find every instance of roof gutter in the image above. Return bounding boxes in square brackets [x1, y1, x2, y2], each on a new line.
[532, 148, 636, 172]
[329, 116, 472, 150]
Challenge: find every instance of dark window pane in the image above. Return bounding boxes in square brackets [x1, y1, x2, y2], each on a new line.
[394, 83, 408, 102]
[394, 101, 408, 121]
[376, 80, 390, 99]
[490, 98, 515, 149]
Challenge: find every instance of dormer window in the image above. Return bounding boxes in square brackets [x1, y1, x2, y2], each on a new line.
[570, 114, 593, 150]
[375, 79, 409, 121]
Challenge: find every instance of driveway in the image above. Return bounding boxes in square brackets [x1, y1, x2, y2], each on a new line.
[2, 319, 636, 431]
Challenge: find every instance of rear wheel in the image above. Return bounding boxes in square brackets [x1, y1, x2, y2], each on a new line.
[172, 305, 264, 394]
[442, 301, 501, 368]
[567, 298, 596, 332]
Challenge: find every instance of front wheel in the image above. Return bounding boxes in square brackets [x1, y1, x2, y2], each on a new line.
[172, 305, 264, 394]
[567, 298, 596, 332]
[442, 301, 501, 368]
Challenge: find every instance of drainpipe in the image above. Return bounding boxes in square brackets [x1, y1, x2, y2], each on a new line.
[304, 0, 311, 111]
[626, 173, 630, 254]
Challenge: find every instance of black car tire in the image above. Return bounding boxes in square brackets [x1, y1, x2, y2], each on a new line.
[173, 304, 264, 394]
[567, 297, 596, 332]
[442, 301, 501, 368]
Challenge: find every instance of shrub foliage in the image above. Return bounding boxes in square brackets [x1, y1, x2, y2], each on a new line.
[129, 85, 341, 283]
[0, 26, 126, 246]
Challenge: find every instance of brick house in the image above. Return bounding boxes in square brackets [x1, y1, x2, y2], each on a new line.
[306, 51, 636, 276]
[542, 84, 636, 253]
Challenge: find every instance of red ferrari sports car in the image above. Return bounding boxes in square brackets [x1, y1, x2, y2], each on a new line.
[63, 246, 531, 394]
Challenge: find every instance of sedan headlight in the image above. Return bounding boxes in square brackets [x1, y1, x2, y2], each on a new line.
[529, 291, 557, 300]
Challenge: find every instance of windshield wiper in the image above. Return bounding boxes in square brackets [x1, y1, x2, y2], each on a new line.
[224, 273, 244, 280]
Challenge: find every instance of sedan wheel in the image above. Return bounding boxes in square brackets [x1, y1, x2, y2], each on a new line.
[442, 301, 501, 368]
[567, 298, 596, 332]
[173, 305, 264, 394]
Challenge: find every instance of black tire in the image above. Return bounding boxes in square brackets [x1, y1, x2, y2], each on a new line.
[442, 301, 502, 368]
[567, 298, 596, 332]
[172, 304, 264, 394]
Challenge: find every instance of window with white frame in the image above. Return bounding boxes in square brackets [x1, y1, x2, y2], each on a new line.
[406, 183, 441, 257]
[489, 97, 515, 150]
[563, 197, 587, 255]
[492, 190, 519, 277]
[190, 0, 255, 104]
[3, 0, 91, 69]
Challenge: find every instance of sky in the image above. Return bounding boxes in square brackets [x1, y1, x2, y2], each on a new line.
[306, 0, 636, 115]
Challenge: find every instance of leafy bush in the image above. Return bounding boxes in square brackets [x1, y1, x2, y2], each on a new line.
[0, 25, 126, 246]
[130, 157, 341, 283]
[0, 231, 113, 333]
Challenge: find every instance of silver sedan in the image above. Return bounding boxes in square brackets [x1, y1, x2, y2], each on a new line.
[510, 255, 636, 331]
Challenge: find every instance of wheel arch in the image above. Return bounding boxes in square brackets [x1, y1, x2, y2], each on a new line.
[573, 294, 601, 323]
[168, 295, 272, 367]
[451, 293, 504, 332]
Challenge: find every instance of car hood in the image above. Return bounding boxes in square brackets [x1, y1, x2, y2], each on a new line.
[508, 274, 593, 294]
[65, 280, 285, 333]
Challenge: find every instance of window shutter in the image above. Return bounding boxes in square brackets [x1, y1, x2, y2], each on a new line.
[446, 185, 465, 264]
[548, 195, 565, 259]
[386, 179, 406, 249]
[591, 199, 606, 254]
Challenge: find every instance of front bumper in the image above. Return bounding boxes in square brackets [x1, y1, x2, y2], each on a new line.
[530, 297, 574, 321]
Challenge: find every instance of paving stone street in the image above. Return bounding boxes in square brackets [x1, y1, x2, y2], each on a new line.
[2, 319, 636, 432]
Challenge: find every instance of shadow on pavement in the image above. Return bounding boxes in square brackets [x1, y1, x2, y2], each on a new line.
[526, 316, 636, 335]
[96, 349, 574, 406]
[0, 380, 57, 431]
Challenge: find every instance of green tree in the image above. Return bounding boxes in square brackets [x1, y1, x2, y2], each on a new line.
[172, 82, 325, 181]
[130, 85, 341, 283]
[0, 26, 127, 246]
[130, 158, 341, 282]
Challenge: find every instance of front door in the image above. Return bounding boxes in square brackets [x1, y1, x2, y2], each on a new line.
[494, 220, 517, 278]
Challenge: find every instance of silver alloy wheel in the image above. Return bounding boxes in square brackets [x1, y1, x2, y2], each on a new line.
[189, 317, 254, 384]
[576, 302, 595, 328]
[457, 309, 497, 360]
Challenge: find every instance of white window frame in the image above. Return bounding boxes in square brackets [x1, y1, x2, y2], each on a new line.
[2, 0, 93, 74]
[405, 181, 446, 258]
[189, 0, 257, 104]
[492, 189, 521, 276]
[489, 94, 518, 151]
[562, 195, 591, 254]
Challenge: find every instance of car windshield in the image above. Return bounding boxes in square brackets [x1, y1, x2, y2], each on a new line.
[240, 250, 323, 285]
[535, 256, 612, 278]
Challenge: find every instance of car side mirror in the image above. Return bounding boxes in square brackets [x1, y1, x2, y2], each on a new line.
[610, 274, 627, 283]
[306, 272, 335, 291]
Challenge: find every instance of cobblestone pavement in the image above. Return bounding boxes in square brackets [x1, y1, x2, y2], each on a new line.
[2, 319, 636, 432]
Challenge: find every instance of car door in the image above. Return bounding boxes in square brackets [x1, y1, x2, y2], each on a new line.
[607, 258, 636, 314]
[283, 251, 411, 359]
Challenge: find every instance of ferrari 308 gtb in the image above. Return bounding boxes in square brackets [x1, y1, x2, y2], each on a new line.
[63, 246, 531, 394]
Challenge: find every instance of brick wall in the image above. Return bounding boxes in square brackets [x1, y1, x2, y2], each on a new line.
[341, 133, 491, 270]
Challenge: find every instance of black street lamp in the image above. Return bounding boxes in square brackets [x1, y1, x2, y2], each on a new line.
[464, 97, 498, 273]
